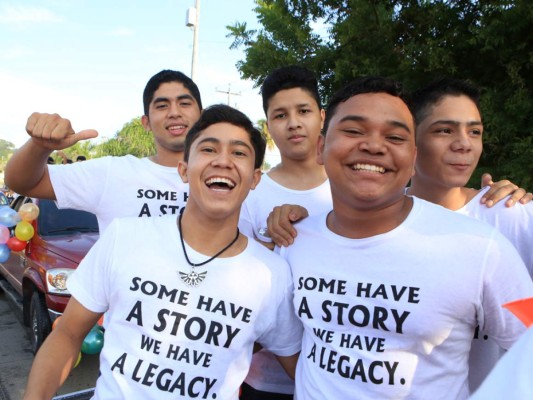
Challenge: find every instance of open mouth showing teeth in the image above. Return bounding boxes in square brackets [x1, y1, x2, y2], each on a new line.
[351, 163, 386, 174]
[205, 177, 236, 190]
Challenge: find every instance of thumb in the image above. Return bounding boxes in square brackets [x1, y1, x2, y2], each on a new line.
[481, 173, 493, 188]
[66, 129, 99, 146]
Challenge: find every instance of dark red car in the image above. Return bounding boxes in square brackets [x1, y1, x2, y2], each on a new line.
[0, 196, 99, 352]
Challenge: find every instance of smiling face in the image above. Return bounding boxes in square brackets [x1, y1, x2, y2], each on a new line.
[266, 87, 324, 162]
[142, 81, 201, 160]
[178, 122, 261, 220]
[414, 94, 483, 190]
[318, 92, 416, 212]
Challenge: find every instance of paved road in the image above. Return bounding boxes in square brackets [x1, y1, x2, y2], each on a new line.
[0, 285, 99, 399]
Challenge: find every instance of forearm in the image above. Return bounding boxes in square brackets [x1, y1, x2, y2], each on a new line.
[23, 329, 83, 400]
[5, 140, 55, 199]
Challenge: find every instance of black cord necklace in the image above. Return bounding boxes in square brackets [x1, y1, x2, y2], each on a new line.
[177, 209, 240, 287]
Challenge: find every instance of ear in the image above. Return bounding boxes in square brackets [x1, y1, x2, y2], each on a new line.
[319, 109, 326, 130]
[141, 115, 151, 131]
[316, 134, 326, 166]
[177, 160, 189, 183]
[250, 168, 262, 190]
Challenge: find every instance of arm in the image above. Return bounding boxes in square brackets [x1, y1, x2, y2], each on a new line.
[5, 113, 98, 199]
[275, 352, 300, 380]
[266, 204, 309, 247]
[480, 173, 532, 207]
[23, 297, 101, 400]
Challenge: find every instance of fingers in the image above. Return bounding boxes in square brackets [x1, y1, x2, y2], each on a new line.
[25, 113, 98, 150]
[481, 180, 521, 208]
[267, 204, 309, 247]
[504, 187, 532, 207]
[26, 113, 75, 140]
[518, 192, 533, 205]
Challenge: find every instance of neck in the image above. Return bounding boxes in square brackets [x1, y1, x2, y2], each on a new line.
[409, 179, 478, 211]
[268, 157, 327, 190]
[149, 149, 184, 167]
[179, 206, 244, 257]
[328, 195, 413, 239]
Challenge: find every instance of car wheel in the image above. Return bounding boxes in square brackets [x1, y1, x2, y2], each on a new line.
[30, 291, 52, 354]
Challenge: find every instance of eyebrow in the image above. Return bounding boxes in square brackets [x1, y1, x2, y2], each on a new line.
[196, 137, 254, 152]
[338, 115, 412, 134]
[270, 103, 313, 113]
[153, 94, 195, 104]
[429, 119, 483, 127]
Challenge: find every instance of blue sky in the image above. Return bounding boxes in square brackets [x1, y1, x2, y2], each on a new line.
[0, 0, 269, 152]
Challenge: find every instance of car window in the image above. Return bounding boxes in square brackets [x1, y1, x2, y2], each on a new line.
[0, 192, 9, 206]
[37, 200, 99, 236]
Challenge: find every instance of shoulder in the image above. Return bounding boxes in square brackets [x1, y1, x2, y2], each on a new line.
[414, 197, 502, 236]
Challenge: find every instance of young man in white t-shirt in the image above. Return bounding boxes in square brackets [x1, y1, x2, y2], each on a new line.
[280, 77, 533, 399]
[239, 66, 332, 399]
[408, 78, 533, 391]
[23, 105, 302, 400]
[5, 69, 202, 232]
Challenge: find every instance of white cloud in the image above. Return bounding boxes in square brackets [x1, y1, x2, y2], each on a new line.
[0, 72, 137, 148]
[111, 27, 134, 37]
[0, 4, 63, 23]
[2, 47, 32, 60]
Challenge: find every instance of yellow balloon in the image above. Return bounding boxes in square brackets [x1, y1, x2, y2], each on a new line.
[74, 352, 82, 368]
[15, 221, 34, 241]
[18, 203, 40, 222]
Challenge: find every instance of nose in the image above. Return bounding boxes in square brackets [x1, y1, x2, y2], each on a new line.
[287, 112, 302, 130]
[451, 130, 472, 152]
[168, 101, 181, 118]
[212, 149, 232, 168]
[359, 133, 386, 154]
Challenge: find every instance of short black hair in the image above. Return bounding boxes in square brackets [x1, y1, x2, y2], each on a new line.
[184, 104, 266, 169]
[142, 70, 203, 115]
[261, 66, 321, 115]
[76, 155, 87, 161]
[323, 76, 412, 135]
[411, 78, 481, 125]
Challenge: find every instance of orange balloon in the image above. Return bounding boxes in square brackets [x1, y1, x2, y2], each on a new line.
[503, 297, 533, 327]
[18, 203, 40, 222]
[52, 316, 62, 330]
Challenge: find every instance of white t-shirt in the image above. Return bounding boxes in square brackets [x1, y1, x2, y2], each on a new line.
[457, 186, 533, 275]
[239, 174, 332, 242]
[469, 326, 533, 400]
[280, 197, 533, 400]
[49, 155, 188, 233]
[456, 187, 533, 392]
[68, 215, 302, 400]
[240, 174, 332, 394]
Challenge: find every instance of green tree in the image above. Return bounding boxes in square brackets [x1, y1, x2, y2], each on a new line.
[0, 139, 15, 173]
[93, 117, 155, 158]
[228, 0, 533, 187]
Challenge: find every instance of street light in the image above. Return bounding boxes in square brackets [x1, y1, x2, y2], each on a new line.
[186, 0, 200, 81]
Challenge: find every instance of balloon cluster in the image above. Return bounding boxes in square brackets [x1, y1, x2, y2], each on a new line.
[0, 203, 40, 262]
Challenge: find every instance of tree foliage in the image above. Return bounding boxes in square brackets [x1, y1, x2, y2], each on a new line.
[93, 117, 155, 158]
[228, 0, 532, 187]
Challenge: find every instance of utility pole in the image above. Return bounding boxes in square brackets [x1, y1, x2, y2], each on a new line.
[186, 0, 200, 81]
[216, 83, 242, 106]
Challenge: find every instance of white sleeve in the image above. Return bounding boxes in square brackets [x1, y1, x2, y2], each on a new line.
[49, 156, 112, 214]
[256, 261, 302, 356]
[67, 218, 120, 313]
[480, 229, 533, 350]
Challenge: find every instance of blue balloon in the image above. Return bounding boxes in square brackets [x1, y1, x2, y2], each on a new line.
[0, 244, 10, 263]
[0, 207, 21, 228]
[81, 327, 104, 355]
